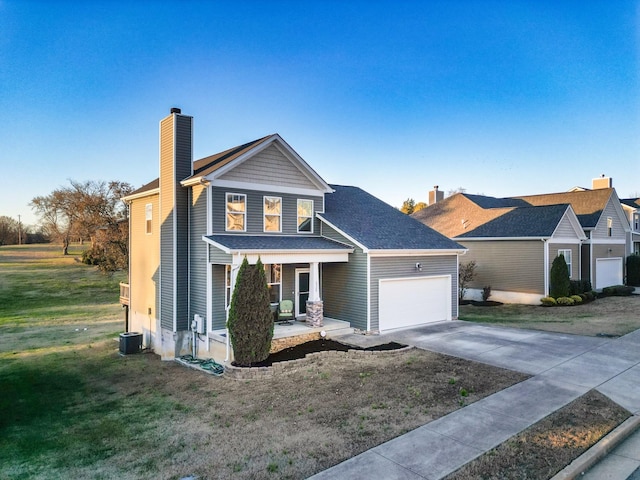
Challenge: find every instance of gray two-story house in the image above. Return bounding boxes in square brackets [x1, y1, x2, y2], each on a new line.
[124, 109, 465, 360]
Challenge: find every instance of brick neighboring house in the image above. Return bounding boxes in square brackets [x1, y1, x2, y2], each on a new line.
[412, 178, 629, 304]
[122, 109, 465, 360]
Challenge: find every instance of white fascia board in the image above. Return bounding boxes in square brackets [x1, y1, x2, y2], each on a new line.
[233, 251, 350, 265]
[590, 238, 626, 245]
[202, 236, 232, 254]
[317, 215, 369, 252]
[547, 237, 584, 244]
[122, 188, 160, 202]
[208, 179, 327, 198]
[456, 236, 550, 242]
[368, 249, 466, 257]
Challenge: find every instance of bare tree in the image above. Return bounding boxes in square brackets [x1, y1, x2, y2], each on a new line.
[31, 180, 133, 256]
[0, 216, 19, 246]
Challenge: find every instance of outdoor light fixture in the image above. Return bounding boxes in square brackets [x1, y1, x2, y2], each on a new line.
[415, 263, 422, 272]
[320, 330, 326, 338]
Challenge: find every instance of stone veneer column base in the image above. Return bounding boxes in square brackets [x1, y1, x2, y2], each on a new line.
[305, 300, 324, 327]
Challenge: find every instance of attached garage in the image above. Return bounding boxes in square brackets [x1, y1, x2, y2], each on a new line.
[595, 257, 623, 289]
[378, 275, 452, 331]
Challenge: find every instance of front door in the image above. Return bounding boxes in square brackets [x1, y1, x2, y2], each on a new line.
[295, 268, 310, 318]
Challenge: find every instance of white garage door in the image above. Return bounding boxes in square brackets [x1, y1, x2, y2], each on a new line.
[379, 275, 451, 332]
[595, 258, 623, 289]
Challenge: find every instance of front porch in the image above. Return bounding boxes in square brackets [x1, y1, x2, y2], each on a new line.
[208, 317, 353, 363]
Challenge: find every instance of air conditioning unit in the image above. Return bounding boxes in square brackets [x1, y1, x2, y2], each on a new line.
[192, 314, 205, 334]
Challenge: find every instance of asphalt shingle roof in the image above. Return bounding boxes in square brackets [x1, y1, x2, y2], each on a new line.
[464, 194, 528, 209]
[458, 204, 570, 238]
[512, 189, 613, 229]
[205, 235, 353, 252]
[320, 185, 464, 250]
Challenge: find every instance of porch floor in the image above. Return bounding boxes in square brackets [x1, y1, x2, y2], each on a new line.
[272, 318, 352, 339]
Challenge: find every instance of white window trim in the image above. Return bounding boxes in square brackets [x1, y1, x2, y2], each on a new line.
[297, 199, 314, 234]
[558, 249, 572, 278]
[607, 217, 613, 237]
[226, 193, 247, 232]
[145, 203, 153, 235]
[263, 196, 282, 233]
[225, 265, 232, 308]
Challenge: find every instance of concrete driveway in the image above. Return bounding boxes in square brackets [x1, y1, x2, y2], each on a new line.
[315, 321, 640, 480]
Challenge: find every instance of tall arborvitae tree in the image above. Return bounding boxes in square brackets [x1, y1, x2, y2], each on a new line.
[627, 254, 640, 286]
[227, 257, 274, 366]
[550, 254, 570, 298]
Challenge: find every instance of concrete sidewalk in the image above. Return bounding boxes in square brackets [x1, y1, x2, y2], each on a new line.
[310, 322, 640, 480]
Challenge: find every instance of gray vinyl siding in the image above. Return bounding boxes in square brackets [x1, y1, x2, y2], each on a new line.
[159, 114, 192, 331]
[592, 199, 627, 240]
[458, 240, 545, 294]
[218, 144, 319, 191]
[554, 211, 578, 237]
[211, 264, 227, 330]
[549, 243, 580, 280]
[320, 223, 367, 330]
[208, 245, 232, 265]
[370, 255, 458, 331]
[211, 186, 323, 235]
[189, 184, 208, 328]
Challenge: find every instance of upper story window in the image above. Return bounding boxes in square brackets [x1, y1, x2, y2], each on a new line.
[607, 217, 613, 237]
[264, 263, 281, 304]
[145, 203, 153, 235]
[264, 196, 282, 232]
[634, 213, 639, 232]
[297, 199, 313, 233]
[226, 193, 246, 231]
[558, 249, 572, 278]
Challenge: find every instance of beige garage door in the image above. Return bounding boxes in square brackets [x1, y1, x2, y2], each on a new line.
[378, 275, 451, 332]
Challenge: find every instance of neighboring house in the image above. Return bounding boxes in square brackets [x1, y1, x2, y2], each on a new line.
[413, 194, 586, 304]
[123, 109, 465, 360]
[412, 178, 629, 304]
[620, 197, 640, 255]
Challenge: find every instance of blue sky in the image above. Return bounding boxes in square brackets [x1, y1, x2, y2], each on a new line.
[1, 1, 639, 227]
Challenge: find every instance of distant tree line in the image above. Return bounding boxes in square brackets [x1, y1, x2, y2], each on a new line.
[0, 216, 48, 246]
[30, 179, 134, 272]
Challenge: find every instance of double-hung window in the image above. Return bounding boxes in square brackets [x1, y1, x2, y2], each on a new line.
[145, 203, 153, 235]
[264, 196, 282, 232]
[297, 199, 313, 233]
[226, 193, 246, 231]
[264, 264, 281, 304]
[558, 249, 572, 278]
[607, 217, 613, 237]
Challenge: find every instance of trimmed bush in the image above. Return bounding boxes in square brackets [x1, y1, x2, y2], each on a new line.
[550, 255, 570, 298]
[556, 296, 575, 306]
[227, 257, 274, 367]
[627, 254, 640, 286]
[602, 285, 635, 297]
[569, 279, 592, 296]
[482, 286, 492, 302]
[540, 296, 557, 307]
[570, 295, 583, 304]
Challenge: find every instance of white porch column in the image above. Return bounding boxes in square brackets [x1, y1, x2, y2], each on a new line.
[306, 262, 323, 327]
[309, 262, 320, 302]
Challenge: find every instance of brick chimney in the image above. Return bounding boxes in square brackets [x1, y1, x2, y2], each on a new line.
[429, 185, 444, 205]
[592, 175, 612, 190]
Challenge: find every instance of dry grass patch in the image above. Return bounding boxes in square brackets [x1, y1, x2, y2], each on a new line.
[460, 295, 640, 337]
[445, 390, 631, 480]
[1, 340, 528, 480]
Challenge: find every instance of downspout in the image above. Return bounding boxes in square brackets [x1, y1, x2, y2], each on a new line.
[542, 238, 549, 296]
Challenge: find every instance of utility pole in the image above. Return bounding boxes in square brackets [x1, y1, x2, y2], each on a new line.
[18, 215, 22, 245]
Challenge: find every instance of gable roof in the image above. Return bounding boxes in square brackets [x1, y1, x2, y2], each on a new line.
[512, 188, 614, 229]
[621, 198, 640, 209]
[182, 134, 333, 194]
[412, 193, 516, 238]
[457, 204, 571, 238]
[122, 178, 159, 201]
[319, 185, 465, 252]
